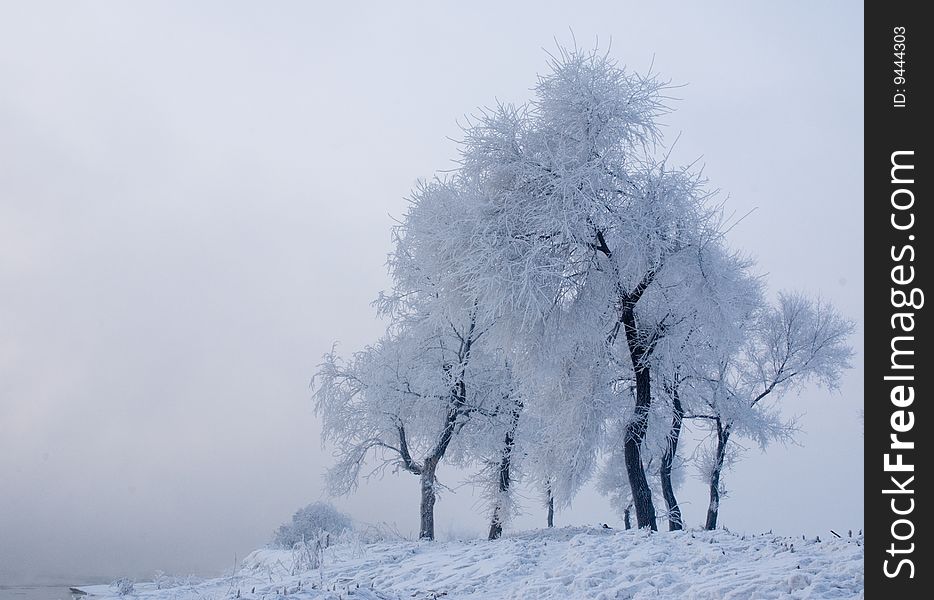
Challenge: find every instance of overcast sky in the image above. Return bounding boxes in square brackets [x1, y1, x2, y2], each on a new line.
[0, 1, 863, 585]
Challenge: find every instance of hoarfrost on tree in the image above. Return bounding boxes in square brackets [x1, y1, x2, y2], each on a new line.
[311, 42, 855, 542]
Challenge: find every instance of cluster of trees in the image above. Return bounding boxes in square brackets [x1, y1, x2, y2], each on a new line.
[313, 46, 854, 541]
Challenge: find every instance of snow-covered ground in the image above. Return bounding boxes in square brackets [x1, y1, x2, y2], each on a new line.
[77, 526, 863, 599]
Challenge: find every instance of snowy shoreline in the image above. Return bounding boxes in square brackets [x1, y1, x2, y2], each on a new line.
[74, 526, 864, 599]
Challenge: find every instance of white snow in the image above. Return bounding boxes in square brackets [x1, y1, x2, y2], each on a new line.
[76, 527, 864, 599]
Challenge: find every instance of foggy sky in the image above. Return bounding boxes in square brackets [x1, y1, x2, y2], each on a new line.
[0, 1, 863, 585]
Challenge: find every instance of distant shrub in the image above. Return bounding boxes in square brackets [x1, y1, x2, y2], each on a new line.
[110, 578, 135, 596]
[273, 501, 352, 548]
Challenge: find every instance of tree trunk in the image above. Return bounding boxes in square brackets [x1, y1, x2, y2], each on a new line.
[419, 458, 439, 540]
[488, 509, 504, 541]
[623, 503, 632, 530]
[619, 300, 657, 532]
[488, 422, 516, 540]
[417, 340, 472, 542]
[546, 487, 554, 528]
[624, 365, 657, 530]
[704, 420, 730, 531]
[660, 389, 684, 531]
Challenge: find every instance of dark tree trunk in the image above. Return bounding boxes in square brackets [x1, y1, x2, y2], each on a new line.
[488, 510, 504, 541]
[598, 243, 659, 532]
[660, 388, 684, 531]
[620, 302, 657, 531]
[623, 503, 632, 530]
[408, 315, 479, 542]
[704, 420, 730, 531]
[419, 458, 439, 540]
[546, 487, 554, 528]
[489, 404, 519, 540]
[623, 365, 657, 531]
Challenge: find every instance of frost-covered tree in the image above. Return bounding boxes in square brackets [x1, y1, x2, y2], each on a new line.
[482, 391, 523, 540]
[387, 178, 529, 540]
[316, 172, 521, 539]
[314, 319, 512, 540]
[643, 246, 762, 530]
[689, 292, 855, 529]
[423, 46, 733, 531]
[315, 42, 853, 543]
[315, 175, 520, 541]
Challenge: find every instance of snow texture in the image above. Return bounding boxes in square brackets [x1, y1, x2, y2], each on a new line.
[76, 527, 863, 599]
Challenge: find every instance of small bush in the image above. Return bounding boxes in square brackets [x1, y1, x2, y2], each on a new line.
[273, 501, 352, 548]
[110, 578, 135, 596]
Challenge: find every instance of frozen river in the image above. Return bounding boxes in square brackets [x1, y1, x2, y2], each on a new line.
[0, 586, 79, 600]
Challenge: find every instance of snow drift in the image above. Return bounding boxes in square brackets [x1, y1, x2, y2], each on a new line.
[77, 526, 863, 599]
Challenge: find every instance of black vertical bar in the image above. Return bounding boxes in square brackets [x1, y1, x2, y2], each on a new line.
[865, 1, 930, 596]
